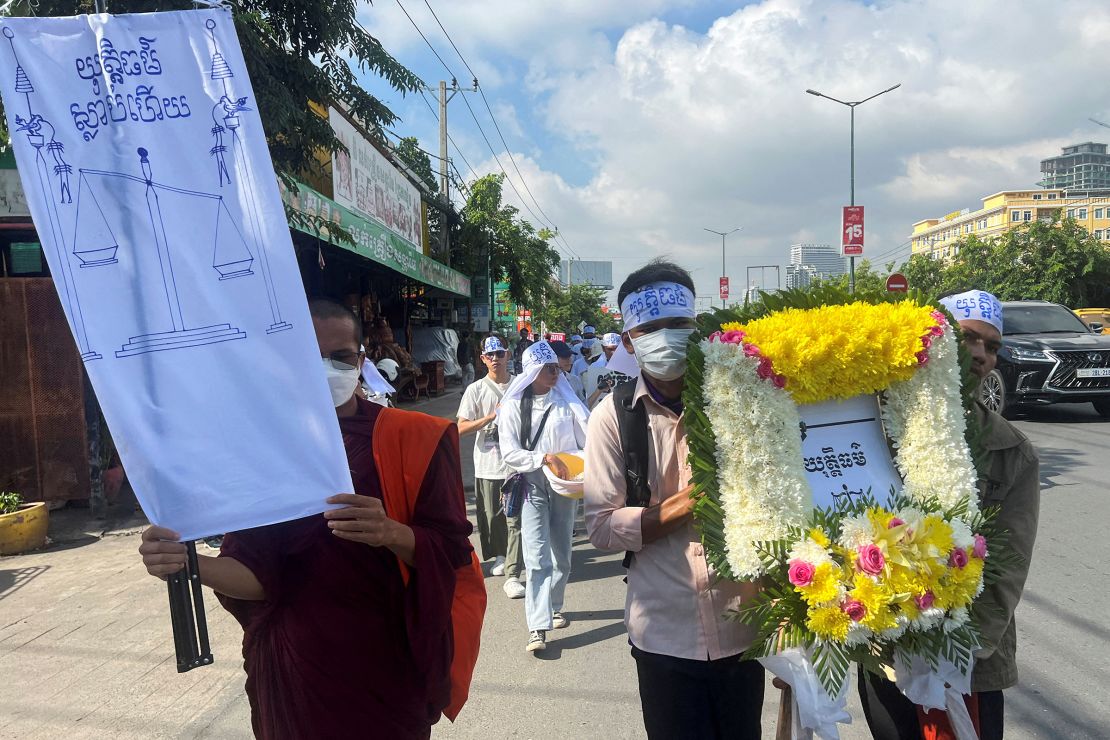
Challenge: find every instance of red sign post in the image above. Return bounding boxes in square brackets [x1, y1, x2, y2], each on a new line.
[720, 276, 730, 301]
[886, 272, 909, 293]
[549, 332, 566, 342]
[842, 206, 865, 256]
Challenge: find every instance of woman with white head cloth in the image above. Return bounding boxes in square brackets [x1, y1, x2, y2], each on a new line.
[498, 341, 590, 654]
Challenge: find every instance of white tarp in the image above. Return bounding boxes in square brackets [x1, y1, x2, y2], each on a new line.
[798, 394, 902, 510]
[329, 105, 423, 249]
[0, 9, 352, 540]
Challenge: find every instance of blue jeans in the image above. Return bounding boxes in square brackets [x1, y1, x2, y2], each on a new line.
[521, 471, 576, 631]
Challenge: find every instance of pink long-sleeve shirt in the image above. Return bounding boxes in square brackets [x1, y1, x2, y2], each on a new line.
[583, 378, 758, 661]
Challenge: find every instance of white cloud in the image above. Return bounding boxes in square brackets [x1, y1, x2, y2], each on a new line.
[368, 0, 1110, 303]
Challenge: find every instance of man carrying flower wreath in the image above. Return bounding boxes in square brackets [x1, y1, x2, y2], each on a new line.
[859, 289, 1041, 740]
[584, 259, 765, 739]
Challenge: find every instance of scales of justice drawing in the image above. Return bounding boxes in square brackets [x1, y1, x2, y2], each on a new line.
[4, 18, 291, 362]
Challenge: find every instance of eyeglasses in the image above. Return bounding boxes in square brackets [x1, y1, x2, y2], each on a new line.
[483, 350, 507, 359]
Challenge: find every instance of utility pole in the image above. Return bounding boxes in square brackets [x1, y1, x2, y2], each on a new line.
[436, 77, 478, 267]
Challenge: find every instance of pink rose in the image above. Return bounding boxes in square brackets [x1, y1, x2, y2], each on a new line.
[948, 548, 969, 569]
[708, 331, 723, 343]
[929, 324, 945, 337]
[887, 517, 905, 529]
[915, 591, 935, 610]
[842, 600, 867, 622]
[788, 560, 815, 587]
[856, 544, 885, 575]
[772, 374, 787, 389]
[973, 534, 988, 560]
[921, 335, 933, 349]
[743, 343, 762, 357]
[756, 357, 775, 380]
[931, 310, 948, 326]
[915, 350, 930, 366]
[721, 329, 746, 344]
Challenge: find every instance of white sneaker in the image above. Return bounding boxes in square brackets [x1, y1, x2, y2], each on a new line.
[490, 556, 506, 576]
[503, 578, 525, 599]
[552, 611, 569, 629]
[526, 630, 547, 652]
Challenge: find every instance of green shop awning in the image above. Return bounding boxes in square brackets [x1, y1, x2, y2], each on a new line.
[281, 180, 471, 298]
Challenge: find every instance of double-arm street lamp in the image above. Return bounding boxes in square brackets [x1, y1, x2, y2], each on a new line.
[704, 226, 742, 307]
[806, 83, 901, 292]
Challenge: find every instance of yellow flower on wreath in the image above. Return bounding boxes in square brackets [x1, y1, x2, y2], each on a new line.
[797, 562, 842, 605]
[809, 527, 831, 548]
[808, 604, 852, 642]
[722, 301, 939, 404]
[848, 572, 896, 632]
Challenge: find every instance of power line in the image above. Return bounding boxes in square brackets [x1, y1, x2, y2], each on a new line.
[422, 0, 563, 233]
[394, 0, 578, 259]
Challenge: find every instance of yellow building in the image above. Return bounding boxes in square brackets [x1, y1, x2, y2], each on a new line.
[910, 189, 1110, 258]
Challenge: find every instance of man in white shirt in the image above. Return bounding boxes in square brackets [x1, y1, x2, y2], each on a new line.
[584, 332, 622, 408]
[457, 336, 525, 598]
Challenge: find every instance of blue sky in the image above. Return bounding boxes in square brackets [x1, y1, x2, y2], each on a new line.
[359, 0, 1110, 308]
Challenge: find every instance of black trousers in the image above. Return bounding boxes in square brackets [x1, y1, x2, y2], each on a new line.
[632, 645, 765, 740]
[858, 665, 1005, 740]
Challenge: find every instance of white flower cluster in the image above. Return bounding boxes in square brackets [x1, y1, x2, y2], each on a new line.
[702, 340, 812, 578]
[788, 538, 833, 566]
[882, 326, 980, 517]
[837, 514, 874, 550]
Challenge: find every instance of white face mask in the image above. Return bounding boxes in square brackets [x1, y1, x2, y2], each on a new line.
[629, 328, 695, 381]
[323, 358, 361, 407]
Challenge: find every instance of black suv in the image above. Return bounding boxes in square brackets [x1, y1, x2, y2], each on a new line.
[980, 300, 1110, 417]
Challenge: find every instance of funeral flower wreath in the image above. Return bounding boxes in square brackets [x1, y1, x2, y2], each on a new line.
[683, 286, 1015, 707]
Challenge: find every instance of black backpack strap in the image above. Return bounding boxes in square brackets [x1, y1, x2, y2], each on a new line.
[518, 386, 556, 452]
[612, 380, 651, 568]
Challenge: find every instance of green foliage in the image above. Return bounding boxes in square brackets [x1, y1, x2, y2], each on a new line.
[899, 219, 1110, 306]
[0, 491, 23, 515]
[0, 1, 422, 239]
[457, 174, 560, 312]
[813, 259, 900, 299]
[392, 137, 437, 193]
[543, 283, 620, 335]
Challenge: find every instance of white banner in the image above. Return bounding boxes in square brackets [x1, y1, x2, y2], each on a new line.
[0, 10, 352, 540]
[798, 395, 902, 509]
[330, 106, 423, 249]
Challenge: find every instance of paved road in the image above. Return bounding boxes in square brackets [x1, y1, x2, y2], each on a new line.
[1, 392, 1107, 739]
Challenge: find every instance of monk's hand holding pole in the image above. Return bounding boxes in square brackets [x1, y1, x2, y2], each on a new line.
[325, 494, 416, 566]
[139, 525, 187, 579]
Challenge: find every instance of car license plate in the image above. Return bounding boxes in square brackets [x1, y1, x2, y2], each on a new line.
[1076, 368, 1110, 378]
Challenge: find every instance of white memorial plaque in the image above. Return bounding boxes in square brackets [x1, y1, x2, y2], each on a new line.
[798, 394, 902, 509]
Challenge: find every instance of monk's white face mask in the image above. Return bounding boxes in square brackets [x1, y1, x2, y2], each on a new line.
[322, 358, 361, 407]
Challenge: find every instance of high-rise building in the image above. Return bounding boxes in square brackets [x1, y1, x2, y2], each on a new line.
[785, 264, 820, 289]
[1040, 142, 1110, 191]
[787, 243, 845, 287]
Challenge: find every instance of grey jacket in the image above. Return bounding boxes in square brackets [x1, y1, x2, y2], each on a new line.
[971, 402, 1040, 693]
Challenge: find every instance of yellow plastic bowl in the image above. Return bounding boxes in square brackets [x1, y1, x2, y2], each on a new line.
[543, 451, 585, 499]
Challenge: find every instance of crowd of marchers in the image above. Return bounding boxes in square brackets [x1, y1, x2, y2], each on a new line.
[139, 258, 1038, 740]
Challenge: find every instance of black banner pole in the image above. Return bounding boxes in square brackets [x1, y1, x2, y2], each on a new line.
[166, 540, 214, 673]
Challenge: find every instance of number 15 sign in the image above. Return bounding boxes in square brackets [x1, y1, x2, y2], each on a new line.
[842, 206, 864, 256]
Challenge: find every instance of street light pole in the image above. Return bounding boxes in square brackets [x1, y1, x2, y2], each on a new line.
[704, 226, 742, 308]
[806, 83, 900, 293]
